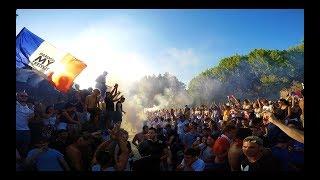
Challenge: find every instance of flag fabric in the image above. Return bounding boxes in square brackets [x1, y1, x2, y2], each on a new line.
[16, 27, 87, 93]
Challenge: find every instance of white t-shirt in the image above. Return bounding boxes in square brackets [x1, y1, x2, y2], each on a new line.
[263, 105, 273, 112]
[177, 120, 188, 135]
[180, 158, 205, 171]
[16, 101, 34, 130]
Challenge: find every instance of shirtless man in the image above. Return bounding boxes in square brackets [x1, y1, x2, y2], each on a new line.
[132, 125, 149, 147]
[65, 134, 92, 171]
[85, 89, 101, 128]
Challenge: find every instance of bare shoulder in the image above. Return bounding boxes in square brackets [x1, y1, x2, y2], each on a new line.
[66, 145, 81, 156]
[229, 144, 242, 156]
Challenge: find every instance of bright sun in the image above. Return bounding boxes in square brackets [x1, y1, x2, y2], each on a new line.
[73, 53, 151, 91]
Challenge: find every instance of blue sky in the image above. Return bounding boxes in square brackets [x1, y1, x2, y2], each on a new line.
[16, 9, 304, 89]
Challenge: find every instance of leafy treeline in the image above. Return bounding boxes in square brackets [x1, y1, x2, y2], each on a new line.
[188, 42, 304, 104]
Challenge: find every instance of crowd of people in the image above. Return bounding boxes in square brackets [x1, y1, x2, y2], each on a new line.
[16, 77, 304, 172]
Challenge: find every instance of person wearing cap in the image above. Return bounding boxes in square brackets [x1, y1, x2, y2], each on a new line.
[240, 136, 281, 172]
[16, 91, 34, 158]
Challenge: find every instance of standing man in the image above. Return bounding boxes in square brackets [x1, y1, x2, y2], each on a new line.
[105, 83, 121, 129]
[132, 125, 149, 147]
[85, 89, 101, 129]
[115, 96, 126, 126]
[16, 91, 34, 158]
[95, 71, 108, 98]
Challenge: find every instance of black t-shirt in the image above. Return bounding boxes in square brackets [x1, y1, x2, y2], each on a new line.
[138, 139, 165, 160]
[132, 155, 159, 171]
[275, 107, 288, 121]
[105, 97, 114, 112]
[116, 101, 122, 112]
[240, 151, 281, 172]
[136, 139, 166, 171]
[59, 111, 78, 124]
[75, 101, 84, 113]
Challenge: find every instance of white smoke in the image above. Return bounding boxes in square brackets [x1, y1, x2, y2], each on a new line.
[121, 73, 193, 136]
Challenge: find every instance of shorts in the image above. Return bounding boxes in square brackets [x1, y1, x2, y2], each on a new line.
[113, 111, 122, 124]
[88, 108, 100, 120]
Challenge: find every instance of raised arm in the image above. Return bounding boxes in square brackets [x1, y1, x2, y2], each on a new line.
[132, 134, 139, 147]
[257, 98, 262, 108]
[112, 91, 121, 100]
[62, 111, 80, 124]
[264, 111, 304, 144]
[231, 95, 240, 106]
[110, 84, 118, 97]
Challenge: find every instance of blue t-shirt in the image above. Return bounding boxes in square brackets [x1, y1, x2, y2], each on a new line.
[183, 132, 198, 149]
[266, 123, 283, 147]
[271, 146, 289, 171]
[27, 148, 64, 171]
[289, 140, 304, 166]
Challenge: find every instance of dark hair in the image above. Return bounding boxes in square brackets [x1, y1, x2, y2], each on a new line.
[143, 125, 149, 130]
[222, 124, 237, 134]
[45, 105, 54, 113]
[148, 127, 156, 132]
[209, 132, 220, 140]
[184, 148, 198, 157]
[251, 117, 263, 127]
[65, 102, 75, 109]
[236, 128, 253, 140]
[138, 142, 152, 156]
[34, 135, 50, 144]
[210, 120, 219, 131]
[191, 122, 198, 127]
[78, 133, 93, 142]
[279, 99, 289, 106]
[248, 112, 255, 120]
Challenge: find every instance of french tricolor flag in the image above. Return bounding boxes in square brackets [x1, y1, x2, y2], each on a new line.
[16, 27, 87, 93]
